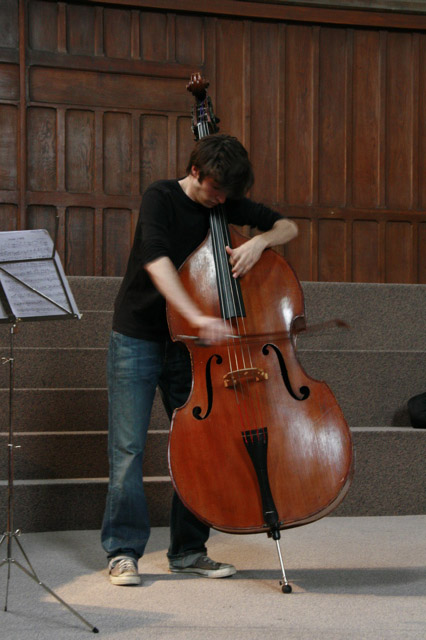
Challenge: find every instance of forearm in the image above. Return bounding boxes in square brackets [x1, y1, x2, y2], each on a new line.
[144, 256, 202, 325]
[256, 218, 298, 251]
[226, 218, 298, 278]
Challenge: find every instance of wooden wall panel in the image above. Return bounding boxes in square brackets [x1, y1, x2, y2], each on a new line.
[26, 205, 57, 237]
[29, 67, 192, 111]
[352, 220, 380, 283]
[352, 30, 381, 208]
[0, 63, 19, 101]
[65, 207, 95, 275]
[0, 0, 19, 48]
[177, 116, 195, 177]
[140, 12, 168, 61]
[103, 208, 133, 276]
[284, 25, 315, 206]
[175, 15, 204, 65]
[28, 0, 58, 52]
[216, 19, 246, 142]
[27, 107, 57, 191]
[140, 115, 169, 193]
[0, 204, 18, 230]
[0, 0, 424, 283]
[66, 4, 96, 55]
[249, 21, 281, 204]
[103, 112, 132, 195]
[282, 218, 313, 282]
[419, 222, 426, 284]
[104, 8, 131, 59]
[65, 110, 95, 193]
[318, 28, 348, 206]
[419, 34, 426, 210]
[385, 32, 415, 209]
[385, 221, 413, 283]
[0, 105, 18, 190]
[318, 218, 347, 281]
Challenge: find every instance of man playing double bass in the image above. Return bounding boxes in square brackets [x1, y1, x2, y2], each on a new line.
[101, 134, 298, 585]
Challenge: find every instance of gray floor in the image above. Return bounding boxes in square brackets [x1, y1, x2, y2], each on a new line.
[1, 516, 425, 639]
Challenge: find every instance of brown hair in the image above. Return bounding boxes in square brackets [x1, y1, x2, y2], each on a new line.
[186, 134, 254, 199]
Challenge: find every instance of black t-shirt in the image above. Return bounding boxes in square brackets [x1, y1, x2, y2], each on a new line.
[112, 179, 283, 340]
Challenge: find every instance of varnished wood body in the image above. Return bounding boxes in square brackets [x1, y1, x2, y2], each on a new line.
[167, 227, 354, 534]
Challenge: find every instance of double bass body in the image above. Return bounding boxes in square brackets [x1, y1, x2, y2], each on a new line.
[167, 225, 354, 535]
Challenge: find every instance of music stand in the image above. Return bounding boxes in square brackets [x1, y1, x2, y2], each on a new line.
[0, 229, 98, 633]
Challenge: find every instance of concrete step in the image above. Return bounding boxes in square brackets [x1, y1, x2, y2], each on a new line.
[0, 312, 112, 349]
[0, 430, 168, 479]
[0, 388, 167, 432]
[0, 478, 172, 532]
[298, 350, 426, 427]
[300, 281, 426, 351]
[68, 276, 121, 311]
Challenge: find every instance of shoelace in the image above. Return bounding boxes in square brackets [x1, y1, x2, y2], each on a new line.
[113, 558, 136, 572]
[199, 556, 218, 567]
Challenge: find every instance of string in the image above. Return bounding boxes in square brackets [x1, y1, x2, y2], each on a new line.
[210, 207, 265, 433]
[196, 96, 265, 434]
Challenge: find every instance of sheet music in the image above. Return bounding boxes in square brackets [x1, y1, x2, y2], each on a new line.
[0, 296, 8, 321]
[0, 229, 80, 322]
[0, 229, 53, 262]
[0, 261, 72, 317]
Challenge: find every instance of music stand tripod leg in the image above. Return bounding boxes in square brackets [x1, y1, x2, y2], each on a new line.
[0, 325, 99, 633]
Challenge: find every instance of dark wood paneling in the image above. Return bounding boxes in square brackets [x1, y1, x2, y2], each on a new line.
[176, 115, 195, 177]
[0, 62, 19, 100]
[140, 11, 168, 61]
[103, 112, 132, 195]
[66, 4, 96, 56]
[0, 0, 19, 49]
[28, 0, 58, 52]
[65, 206, 95, 275]
[0, 0, 425, 283]
[352, 30, 381, 209]
[0, 204, 18, 230]
[318, 218, 346, 281]
[419, 222, 426, 284]
[385, 32, 415, 209]
[140, 114, 169, 193]
[318, 27, 348, 206]
[420, 35, 426, 210]
[29, 67, 194, 111]
[65, 109, 95, 193]
[26, 204, 57, 237]
[175, 14, 204, 65]
[216, 19, 245, 142]
[102, 208, 133, 276]
[250, 21, 281, 204]
[282, 218, 313, 282]
[352, 220, 380, 283]
[385, 221, 413, 283]
[27, 107, 57, 192]
[0, 105, 18, 190]
[104, 8, 132, 59]
[284, 24, 315, 206]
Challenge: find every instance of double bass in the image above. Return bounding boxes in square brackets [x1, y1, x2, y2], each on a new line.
[167, 74, 353, 592]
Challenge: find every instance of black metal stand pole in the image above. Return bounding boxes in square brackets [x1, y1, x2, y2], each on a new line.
[0, 325, 99, 633]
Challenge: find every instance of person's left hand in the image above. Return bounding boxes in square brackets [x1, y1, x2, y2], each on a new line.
[225, 237, 266, 278]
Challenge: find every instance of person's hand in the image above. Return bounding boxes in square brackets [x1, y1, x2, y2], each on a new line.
[193, 315, 230, 345]
[225, 237, 266, 278]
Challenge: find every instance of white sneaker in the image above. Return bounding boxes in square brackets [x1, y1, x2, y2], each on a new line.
[109, 556, 141, 586]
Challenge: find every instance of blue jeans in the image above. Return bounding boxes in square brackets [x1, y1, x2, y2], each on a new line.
[101, 331, 209, 561]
